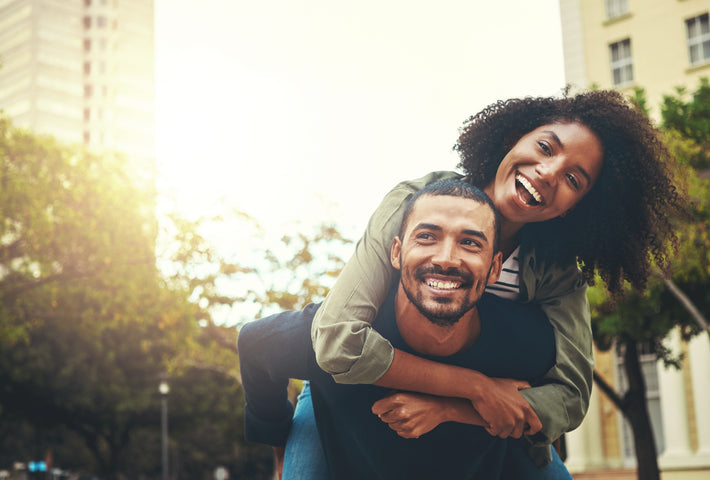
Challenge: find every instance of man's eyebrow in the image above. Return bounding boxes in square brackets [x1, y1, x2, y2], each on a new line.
[543, 130, 593, 185]
[414, 222, 442, 232]
[414, 223, 489, 243]
[462, 229, 488, 243]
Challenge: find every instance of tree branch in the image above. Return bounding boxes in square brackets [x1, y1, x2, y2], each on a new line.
[592, 369, 624, 411]
[662, 278, 710, 338]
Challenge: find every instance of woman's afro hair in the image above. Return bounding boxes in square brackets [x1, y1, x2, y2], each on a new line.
[454, 90, 687, 294]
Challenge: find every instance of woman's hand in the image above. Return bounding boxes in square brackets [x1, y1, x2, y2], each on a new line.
[372, 391, 449, 438]
[467, 376, 541, 439]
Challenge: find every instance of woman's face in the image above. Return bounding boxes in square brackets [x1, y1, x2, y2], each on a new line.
[484, 122, 604, 227]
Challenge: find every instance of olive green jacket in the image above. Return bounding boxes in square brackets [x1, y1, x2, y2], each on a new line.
[311, 171, 593, 465]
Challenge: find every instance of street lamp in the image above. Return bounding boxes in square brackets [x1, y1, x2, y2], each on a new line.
[159, 376, 170, 480]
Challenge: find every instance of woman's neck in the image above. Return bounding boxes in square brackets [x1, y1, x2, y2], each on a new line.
[498, 220, 523, 259]
[482, 181, 523, 258]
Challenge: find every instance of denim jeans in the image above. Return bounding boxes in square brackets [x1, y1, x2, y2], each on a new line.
[283, 382, 573, 480]
[283, 381, 328, 480]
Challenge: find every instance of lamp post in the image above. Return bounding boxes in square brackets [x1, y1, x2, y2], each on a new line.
[159, 376, 170, 480]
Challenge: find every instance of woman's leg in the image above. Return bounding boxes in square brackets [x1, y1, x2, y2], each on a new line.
[282, 381, 328, 480]
[501, 439, 573, 480]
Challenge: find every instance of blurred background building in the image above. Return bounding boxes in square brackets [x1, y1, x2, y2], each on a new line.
[559, 1, 710, 479]
[560, 0, 710, 115]
[0, 0, 154, 163]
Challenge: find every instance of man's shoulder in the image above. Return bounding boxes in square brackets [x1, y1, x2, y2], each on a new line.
[478, 293, 548, 325]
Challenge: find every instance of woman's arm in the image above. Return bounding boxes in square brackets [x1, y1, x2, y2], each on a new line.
[312, 171, 544, 437]
[517, 251, 594, 446]
[311, 171, 463, 383]
[371, 391, 488, 439]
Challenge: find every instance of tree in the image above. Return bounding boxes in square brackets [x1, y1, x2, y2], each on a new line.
[0, 117, 283, 479]
[589, 80, 710, 480]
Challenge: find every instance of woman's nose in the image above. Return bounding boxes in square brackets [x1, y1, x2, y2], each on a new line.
[535, 158, 562, 186]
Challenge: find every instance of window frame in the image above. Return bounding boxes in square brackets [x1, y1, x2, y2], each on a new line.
[609, 38, 634, 87]
[605, 0, 629, 20]
[686, 13, 710, 66]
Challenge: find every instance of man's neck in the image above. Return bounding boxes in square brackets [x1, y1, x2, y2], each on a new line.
[394, 286, 481, 357]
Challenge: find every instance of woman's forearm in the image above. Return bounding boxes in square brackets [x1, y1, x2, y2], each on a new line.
[374, 348, 542, 438]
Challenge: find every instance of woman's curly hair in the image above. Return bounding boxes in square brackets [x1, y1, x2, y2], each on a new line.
[454, 90, 687, 295]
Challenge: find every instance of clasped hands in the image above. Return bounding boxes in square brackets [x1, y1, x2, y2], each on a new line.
[371, 377, 541, 440]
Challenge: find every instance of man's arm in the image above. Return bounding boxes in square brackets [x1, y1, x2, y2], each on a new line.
[238, 305, 318, 447]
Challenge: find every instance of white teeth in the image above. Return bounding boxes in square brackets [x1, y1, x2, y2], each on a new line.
[516, 174, 542, 203]
[426, 279, 461, 290]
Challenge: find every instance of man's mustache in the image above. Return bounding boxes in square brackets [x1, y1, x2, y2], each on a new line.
[414, 265, 474, 285]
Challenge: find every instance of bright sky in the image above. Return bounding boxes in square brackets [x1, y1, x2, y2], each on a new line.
[154, 0, 567, 237]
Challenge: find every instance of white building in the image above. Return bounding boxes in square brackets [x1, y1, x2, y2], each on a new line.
[0, 0, 154, 163]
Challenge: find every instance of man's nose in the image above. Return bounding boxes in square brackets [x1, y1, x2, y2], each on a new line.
[431, 240, 459, 268]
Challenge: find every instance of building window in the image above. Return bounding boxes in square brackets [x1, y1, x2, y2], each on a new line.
[83, 61, 91, 75]
[610, 38, 633, 86]
[686, 13, 710, 66]
[84, 39, 91, 52]
[606, 0, 628, 20]
[83, 16, 91, 29]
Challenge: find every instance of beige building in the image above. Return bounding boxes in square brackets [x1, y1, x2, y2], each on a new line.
[560, 0, 710, 115]
[558, 1, 710, 479]
[0, 0, 154, 163]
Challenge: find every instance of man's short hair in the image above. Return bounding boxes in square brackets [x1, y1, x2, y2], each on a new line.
[399, 179, 501, 253]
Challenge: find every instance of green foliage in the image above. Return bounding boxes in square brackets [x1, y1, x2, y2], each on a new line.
[0, 117, 277, 479]
[589, 79, 710, 362]
[660, 77, 710, 169]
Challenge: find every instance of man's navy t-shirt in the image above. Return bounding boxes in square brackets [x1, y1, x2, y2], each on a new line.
[308, 288, 556, 480]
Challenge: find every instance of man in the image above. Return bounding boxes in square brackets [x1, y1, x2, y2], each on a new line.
[238, 180, 556, 479]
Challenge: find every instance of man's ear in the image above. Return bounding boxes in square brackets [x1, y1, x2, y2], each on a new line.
[487, 251, 503, 285]
[390, 236, 402, 270]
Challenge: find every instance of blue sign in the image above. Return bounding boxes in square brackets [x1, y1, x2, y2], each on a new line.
[28, 461, 47, 472]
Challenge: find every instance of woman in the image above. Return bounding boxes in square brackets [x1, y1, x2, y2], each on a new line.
[277, 90, 685, 479]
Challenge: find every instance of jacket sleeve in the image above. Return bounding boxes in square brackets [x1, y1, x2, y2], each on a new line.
[238, 304, 319, 446]
[518, 252, 594, 447]
[311, 171, 463, 384]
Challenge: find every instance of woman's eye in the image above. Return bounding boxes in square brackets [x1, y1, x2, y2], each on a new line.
[538, 142, 551, 155]
[566, 173, 580, 189]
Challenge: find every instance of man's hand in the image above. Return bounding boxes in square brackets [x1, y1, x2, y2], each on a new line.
[273, 446, 285, 480]
[469, 377, 541, 439]
[372, 391, 450, 438]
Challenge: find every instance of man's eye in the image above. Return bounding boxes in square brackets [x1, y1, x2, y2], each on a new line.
[461, 239, 480, 248]
[566, 173, 580, 189]
[417, 233, 434, 240]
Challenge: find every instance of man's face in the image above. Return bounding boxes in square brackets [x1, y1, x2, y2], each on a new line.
[391, 194, 502, 326]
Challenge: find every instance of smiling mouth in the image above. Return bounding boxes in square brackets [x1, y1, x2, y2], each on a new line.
[425, 278, 462, 290]
[515, 173, 543, 206]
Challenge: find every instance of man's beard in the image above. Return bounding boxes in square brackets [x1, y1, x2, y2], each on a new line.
[401, 264, 487, 327]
